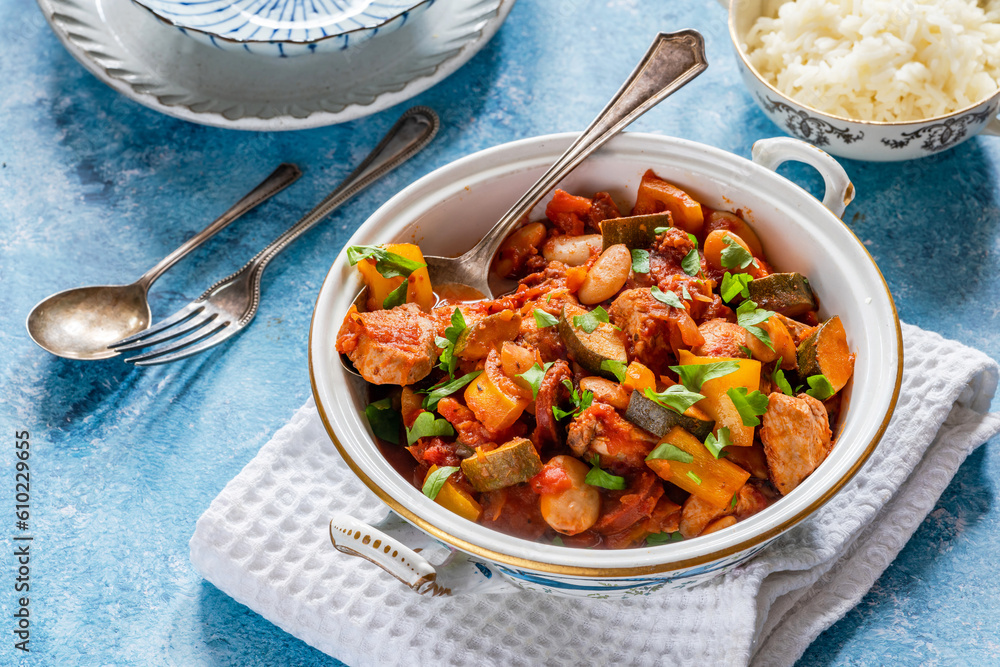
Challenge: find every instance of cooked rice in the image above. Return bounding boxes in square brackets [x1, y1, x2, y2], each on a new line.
[745, 0, 1000, 121]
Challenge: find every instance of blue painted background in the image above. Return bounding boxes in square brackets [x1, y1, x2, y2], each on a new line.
[2, 0, 999, 664]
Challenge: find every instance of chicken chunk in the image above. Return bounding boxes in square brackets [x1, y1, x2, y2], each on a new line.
[759, 392, 833, 495]
[693, 318, 749, 359]
[608, 288, 703, 373]
[566, 403, 658, 468]
[335, 303, 438, 385]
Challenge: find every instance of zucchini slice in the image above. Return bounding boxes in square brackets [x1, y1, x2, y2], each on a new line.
[600, 213, 672, 250]
[460, 438, 543, 492]
[625, 389, 716, 441]
[747, 273, 817, 317]
[557, 303, 627, 377]
[796, 316, 854, 393]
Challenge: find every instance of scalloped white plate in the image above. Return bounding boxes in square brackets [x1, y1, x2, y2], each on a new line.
[37, 0, 513, 130]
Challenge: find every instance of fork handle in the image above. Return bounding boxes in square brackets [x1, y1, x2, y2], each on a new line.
[235, 107, 439, 284]
[136, 163, 302, 291]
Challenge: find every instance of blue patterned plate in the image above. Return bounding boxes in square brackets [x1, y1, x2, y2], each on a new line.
[131, 0, 435, 57]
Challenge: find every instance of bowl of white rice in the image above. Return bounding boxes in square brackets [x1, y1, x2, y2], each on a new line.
[722, 0, 1000, 160]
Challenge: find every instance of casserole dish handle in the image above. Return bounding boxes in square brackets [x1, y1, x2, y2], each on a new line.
[329, 513, 517, 596]
[751, 137, 855, 217]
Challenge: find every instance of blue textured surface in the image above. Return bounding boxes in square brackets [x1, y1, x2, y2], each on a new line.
[2, 0, 999, 665]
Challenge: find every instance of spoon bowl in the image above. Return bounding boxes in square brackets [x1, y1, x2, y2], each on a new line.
[25, 163, 301, 360]
[27, 284, 151, 360]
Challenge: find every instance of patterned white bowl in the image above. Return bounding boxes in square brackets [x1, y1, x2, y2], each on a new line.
[132, 0, 434, 57]
[309, 132, 902, 598]
[721, 0, 1000, 161]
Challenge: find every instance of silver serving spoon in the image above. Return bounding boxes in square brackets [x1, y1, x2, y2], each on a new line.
[26, 163, 301, 360]
[422, 30, 707, 298]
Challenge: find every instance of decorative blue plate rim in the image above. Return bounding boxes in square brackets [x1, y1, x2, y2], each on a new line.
[130, 0, 434, 47]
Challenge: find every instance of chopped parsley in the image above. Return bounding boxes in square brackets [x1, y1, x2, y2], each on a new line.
[651, 285, 684, 309]
[719, 234, 758, 270]
[772, 366, 796, 396]
[646, 441, 694, 464]
[805, 374, 836, 401]
[720, 271, 753, 302]
[682, 249, 701, 277]
[364, 398, 403, 445]
[669, 360, 740, 392]
[704, 427, 732, 459]
[631, 248, 651, 274]
[381, 282, 409, 309]
[584, 455, 626, 490]
[646, 531, 684, 546]
[573, 306, 611, 334]
[435, 308, 467, 379]
[736, 299, 776, 351]
[552, 379, 593, 420]
[421, 370, 483, 411]
[405, 411, 456, 446]
[601, 359, 628, 383]
[644, 385, 704, 415]
[517, 361, 554, 399]
[686, 471, 702, 485]
[726, 387, 770, 427]
[533, 308, 559, 328]
[422, 466, 459, 500]
[346, 245, 427, 279]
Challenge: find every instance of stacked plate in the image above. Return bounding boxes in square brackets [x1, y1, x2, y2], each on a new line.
[37, 0, 515, 129]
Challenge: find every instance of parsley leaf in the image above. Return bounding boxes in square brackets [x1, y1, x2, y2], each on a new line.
[601, 359, 628, 383]
[584, 455, 626, 490]
[346, 245, 426, 279]
[719, 234, 757, 270]
[669, 360, 741, 392]
[518, 362, 554, 399]
[686, 232, 699, 247]
[704, 427, 732, 459]
[646, 531, 684, 546]
[736, 299, 776, 351]
[646, 441, 694, 463]
[738, 345, 753, 358]
[533, 308, 559, 328]
[573, 306, 611, 334]
[422, 466, 459, 500]
[435, 308, 467, 378]
[687, 471, 702, 485]
[644, 385, 704, 414]
[631, 248, 651, 274]
[422, 370, 483, 411]
[364, 398, 403, 446]
[651, 286, 684, 308]
[730, 493, 739, 509]
[720, 271, 753, 302]
[405, 411, 456, 446]
[726, 387, 770, 427]
[382, 282, 409, 309]
[681, 284, 692, 301]
[551, 535, 565, 547]
[681, 249, 701, 277]
[552, 379, 593, 420]
[805, 374, 836, 400]
[772, 366, 795, 396]
[653, 226, 670, 234]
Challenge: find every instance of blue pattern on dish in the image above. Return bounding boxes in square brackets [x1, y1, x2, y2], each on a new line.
[132, 0, 435, 57]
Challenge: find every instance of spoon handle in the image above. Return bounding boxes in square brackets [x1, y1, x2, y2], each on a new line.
[232, 106, 439, 283]
[136, 163, 302, 290]
[466, 30, 708, 270]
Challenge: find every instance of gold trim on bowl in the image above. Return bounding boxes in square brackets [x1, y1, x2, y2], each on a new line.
[308, 216, 903, 579]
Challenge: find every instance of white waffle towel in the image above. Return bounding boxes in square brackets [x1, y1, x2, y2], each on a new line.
[190, 322, 1000, 666]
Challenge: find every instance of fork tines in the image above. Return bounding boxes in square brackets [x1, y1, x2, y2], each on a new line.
[108, 303, 233, 366]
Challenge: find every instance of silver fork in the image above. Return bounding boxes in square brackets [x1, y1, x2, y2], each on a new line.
[109, 106, 439, 366]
